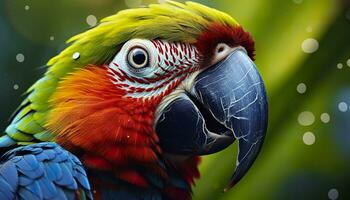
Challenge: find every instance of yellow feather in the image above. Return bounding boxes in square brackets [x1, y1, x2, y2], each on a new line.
[3, 1, 240, 145]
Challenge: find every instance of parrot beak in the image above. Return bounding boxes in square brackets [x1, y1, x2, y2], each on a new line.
[155, 48, 268, 190]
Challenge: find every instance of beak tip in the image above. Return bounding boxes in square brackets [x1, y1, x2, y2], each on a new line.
[223, 183, 235, 192]
[223, 135, 266, 191]
[223, 168, 240, 192]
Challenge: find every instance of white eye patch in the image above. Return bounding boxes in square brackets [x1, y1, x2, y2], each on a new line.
[109, 39, 158, 76]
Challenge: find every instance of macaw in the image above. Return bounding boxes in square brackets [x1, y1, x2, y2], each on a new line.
[0, 1, 268, 200]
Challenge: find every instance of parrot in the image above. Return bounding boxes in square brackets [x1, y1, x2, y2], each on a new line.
[0, 1, 268, 200]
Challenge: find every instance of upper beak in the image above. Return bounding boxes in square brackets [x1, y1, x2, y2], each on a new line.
[155, 48, 268, 190]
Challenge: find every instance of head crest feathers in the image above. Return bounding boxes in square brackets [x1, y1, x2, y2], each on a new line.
[45, 1, 239, 78]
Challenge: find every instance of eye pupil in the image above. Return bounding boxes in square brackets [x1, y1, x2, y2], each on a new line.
[128, 47, 148, 69]
[132, 50, 146, 65]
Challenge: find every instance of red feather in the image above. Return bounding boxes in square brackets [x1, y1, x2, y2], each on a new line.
[195, 23, 255, 65]
[48, 65, 163, 172]
[117, 170, 149, 188]
[47, 65, 200, 196]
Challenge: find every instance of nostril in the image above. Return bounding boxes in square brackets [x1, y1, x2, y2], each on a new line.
[216, 43, 228, 54]
[215, 43, 232, 56]
[211, 43, 236, 66]
[218, 46, 225, 53]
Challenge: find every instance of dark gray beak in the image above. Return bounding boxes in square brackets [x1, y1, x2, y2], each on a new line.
[155, 48, 268, 190]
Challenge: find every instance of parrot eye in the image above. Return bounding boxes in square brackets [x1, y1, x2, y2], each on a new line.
[127, 47, 149, 69]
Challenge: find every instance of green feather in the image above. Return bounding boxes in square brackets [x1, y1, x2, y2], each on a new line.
[5, 125, 33, 142]
[15, 113, 44, 135]
[1, 0, 239, 147]
[12, 105, 32, 123]
[33, 131, 55, 141]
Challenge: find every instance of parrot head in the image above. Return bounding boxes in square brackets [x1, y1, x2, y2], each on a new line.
[42, 0, 268, 197]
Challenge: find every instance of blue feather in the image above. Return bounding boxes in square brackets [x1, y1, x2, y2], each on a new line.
[36, 151, 50, 161]
[18, 187, 41, 200]
[74, 170, 91, 190]
[37, 178, 57, 199]
[15, 155, 37, 171]
[0, 191, 10, 200]
[0, 161, 18, 190]
[24, 181, 43, 199]
[45, 162, 62, 181]
[0, 178, 15, 199]
[43, 149, 56, 160]
[0, 142, 92, 199]
[55, 162, 75, 187]
[0, 135, 16, 148]
[53, 187, 69, 200]
[18, 175, 33, 186]
[31, 147, 43, 154]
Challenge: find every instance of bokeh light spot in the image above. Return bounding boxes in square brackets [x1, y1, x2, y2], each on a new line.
[13, 84, 19, 90]
[50, 36, 55, 41]
[328, 188, 339, 200]
[320, 113, 330, 123]
[86, 15, 97, 27]
[338, 102, 348, 112]
[347, 59, 350, 67]
[301, 38, 319, 53]
[336, 63, 343, 69]
[303, 132, 315, 145]
[297, 83, 307, 94]
[298, 111, 315, 126]
[293, 0, 303, 4]
[24, 5, 30, 10]
[16, 54, 25, 63]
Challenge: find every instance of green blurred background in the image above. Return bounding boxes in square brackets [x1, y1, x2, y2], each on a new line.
[0, 0, 349, 199]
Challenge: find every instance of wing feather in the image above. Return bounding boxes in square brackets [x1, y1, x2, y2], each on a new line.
[0, 142, 92, 200]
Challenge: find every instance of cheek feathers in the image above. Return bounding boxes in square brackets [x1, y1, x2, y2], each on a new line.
[46, 65, 163, 176]
[46, 65, 158, 149]
[195, 23, 255, 64]
[46, 65, 124, 141]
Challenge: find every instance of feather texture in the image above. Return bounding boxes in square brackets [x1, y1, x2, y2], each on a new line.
[0, 1, 245, 199]
[0, 142, 92, 200]
[0, 1, 239, 146]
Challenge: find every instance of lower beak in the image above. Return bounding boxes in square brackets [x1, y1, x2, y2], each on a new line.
[155, 48, 268, 190]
